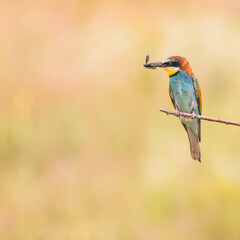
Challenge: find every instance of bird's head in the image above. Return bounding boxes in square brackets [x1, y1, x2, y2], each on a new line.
[144, 56, 194, 77]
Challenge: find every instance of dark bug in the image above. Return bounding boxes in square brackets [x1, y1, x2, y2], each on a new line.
[144, 54, 157, 69]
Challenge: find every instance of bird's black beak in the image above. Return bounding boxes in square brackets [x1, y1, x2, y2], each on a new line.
[144, 55, 164, 69]
[144, 61, 163, 69]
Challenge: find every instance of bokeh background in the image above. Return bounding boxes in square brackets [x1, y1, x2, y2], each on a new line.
[1, 0, 240, 239]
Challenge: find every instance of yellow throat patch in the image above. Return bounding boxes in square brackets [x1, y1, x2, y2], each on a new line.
[163, 67, 179, 76]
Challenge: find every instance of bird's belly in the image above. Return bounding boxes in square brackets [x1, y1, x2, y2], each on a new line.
[169, 72, 200, 138]
[170, 79, 198, 114]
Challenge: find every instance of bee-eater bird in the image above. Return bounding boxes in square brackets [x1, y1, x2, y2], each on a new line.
[144, 56, 202, 162]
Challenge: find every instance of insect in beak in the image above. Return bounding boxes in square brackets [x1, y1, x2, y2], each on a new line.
[144, 54, 163, 69]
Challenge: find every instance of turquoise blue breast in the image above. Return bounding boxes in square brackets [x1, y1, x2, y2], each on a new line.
[169, 71, 199, 115]
[169, 71, 200, 135]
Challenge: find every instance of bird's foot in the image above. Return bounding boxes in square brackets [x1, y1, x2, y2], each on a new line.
[191, 111, 196, 119]
[175, 109, 180, 117]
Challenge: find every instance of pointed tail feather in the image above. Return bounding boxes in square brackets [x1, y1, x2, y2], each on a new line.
[186, 127, 201, 162]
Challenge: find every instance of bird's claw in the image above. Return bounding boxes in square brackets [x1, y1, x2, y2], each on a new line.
[175, 109, 180, 117]
[191, 111, 196, 119]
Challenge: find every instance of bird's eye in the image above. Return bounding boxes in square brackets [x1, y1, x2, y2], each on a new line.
[168, 62, 172, 66]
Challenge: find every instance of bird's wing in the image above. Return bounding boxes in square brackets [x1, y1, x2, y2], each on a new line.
[192, 76, 202, 142]
[169, 86, 175, 108]
[192, 76, 202, 114]
[169, 85, 188, 132]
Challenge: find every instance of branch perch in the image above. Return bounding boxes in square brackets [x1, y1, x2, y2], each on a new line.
[159, 108, 240, 127]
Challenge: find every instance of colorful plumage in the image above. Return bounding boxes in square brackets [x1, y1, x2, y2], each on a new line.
[144, 56, 202, 162]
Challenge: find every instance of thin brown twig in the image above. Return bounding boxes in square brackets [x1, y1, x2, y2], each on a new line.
[159, 108, 240, 127]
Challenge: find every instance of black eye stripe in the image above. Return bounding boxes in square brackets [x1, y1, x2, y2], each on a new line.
[169, 61, 180, 67]
[163, 61, 180, 67]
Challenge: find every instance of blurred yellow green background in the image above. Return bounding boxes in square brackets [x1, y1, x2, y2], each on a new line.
[1, 0, 240, 239]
